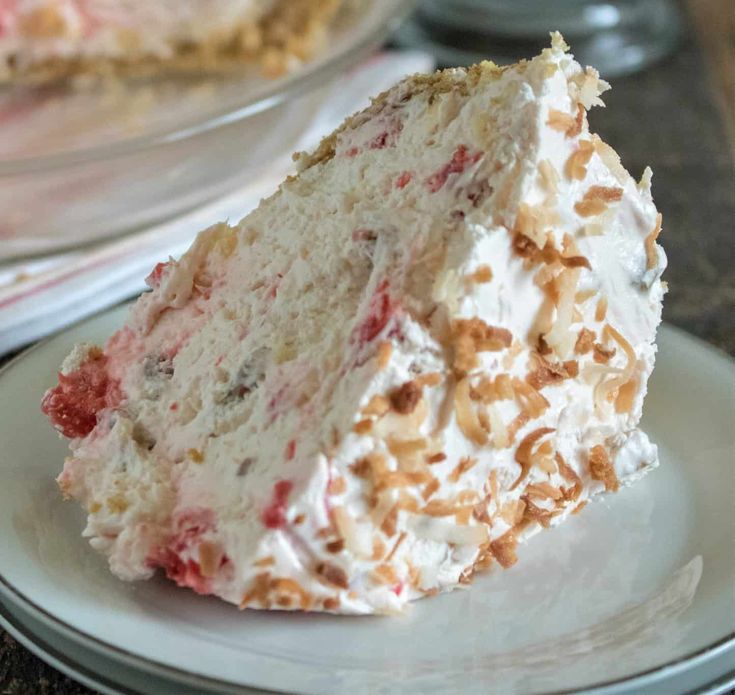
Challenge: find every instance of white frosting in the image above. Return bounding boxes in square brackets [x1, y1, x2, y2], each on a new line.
[48, 36, 666, 614]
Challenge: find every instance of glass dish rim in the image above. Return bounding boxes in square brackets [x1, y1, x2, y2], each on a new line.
[0, 0, 416, 176]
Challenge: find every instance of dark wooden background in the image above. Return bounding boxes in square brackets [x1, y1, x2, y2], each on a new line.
[1, 1, 733, 693]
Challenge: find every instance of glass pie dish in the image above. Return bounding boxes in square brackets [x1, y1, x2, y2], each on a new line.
[0, 0, 415, 260]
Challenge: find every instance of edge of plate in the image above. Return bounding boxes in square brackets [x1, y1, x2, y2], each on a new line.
[1, 315, 734, 694]
[0, 597, 132, 695]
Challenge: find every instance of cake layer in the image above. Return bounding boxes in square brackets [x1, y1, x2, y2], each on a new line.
[0, 0, 341, 82]
[43, 35, 666, 614]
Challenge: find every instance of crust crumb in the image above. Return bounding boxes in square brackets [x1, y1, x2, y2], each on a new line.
[390, 380, 422, 415]
[588, 444, 619, 492]
[315, 562, 349, 589]
[575, 327, 596, 354]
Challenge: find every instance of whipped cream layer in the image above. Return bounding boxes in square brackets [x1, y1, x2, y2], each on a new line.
[43, 35, 666, 615]
[0, 0, 335, 79]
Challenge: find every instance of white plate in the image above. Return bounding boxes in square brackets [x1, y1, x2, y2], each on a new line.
[2, 592, 734, 695]
[0, 595, 233, 695]
[0, 306, 733, 694]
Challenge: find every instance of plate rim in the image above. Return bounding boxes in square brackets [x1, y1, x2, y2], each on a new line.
[0, 596, 131, 695]
[1, 314, 734, 694]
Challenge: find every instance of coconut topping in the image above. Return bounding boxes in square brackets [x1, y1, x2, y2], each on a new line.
[43, 34, 665, 615]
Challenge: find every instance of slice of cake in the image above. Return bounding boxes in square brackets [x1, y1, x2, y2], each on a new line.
[0, 0, 342, 83]
[42, 35, 666, 615]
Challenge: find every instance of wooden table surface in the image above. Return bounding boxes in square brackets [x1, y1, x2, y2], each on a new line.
[1, 2, 734, 694]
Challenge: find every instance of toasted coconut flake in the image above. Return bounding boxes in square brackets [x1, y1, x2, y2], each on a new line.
[372, 537, 386, 561]
[496, 374, 514, 399]
[645, 213, 663, 270]
[538, 158, 560, 194]
[452, 318, 513, 373]
[527, 355, 579, 390]
[323, 596, 341, 611]
[555, 452, 582, 498]
[397, 491, 420, 513]
[547, 109, 576, 134]
[564, 140, 594, 181]
[315, 562, 349, 589]
[572, 501, 587, 515]
[254, 555, 275, 567]
[544, 268, 581, 358]
[503, 341, 523, 370]
[574, 198, 607, 218]
[485, 404, 509, 448]
[373, 398, 428, 439]
[536, 455, 557, 474]
[350, 457, 370, 478]
[580, 222, 604, 237]
[511, 427, 555, 490]
[377, 501, 399, 536]
[377, 341, 392, 369]
[499, 499, 526, 525]
[474, 546, 494, 572]
[489, 531, 518, 568]
[513, 203, 555, 248]
[448, 456, 478, 483]
[372, 563, 399, 585]
[363, 394, 390, 417]
[521, 496, 556, 528]
[326, 539, 345, 553]
[588, 444, 619, 492]
[370, 491, 396, 528]
[588, 185, 624, 202]
[570, 103, 586, 136]
[377, 470, 432, 492]
[615, 375, 639, 413]
[390, 380, 423, 415]
[198, 541, 223, 578]
[525, 482, 563, 500]
[456, 507, 472, 524]
[426, 452, 446, 464]
[353, 418, 372, 434]
[489, 469, 499, 500]
[333, 506, 372, 558]
[575, 289, 597, 304]
[593, 343, 616, 364]
[422, 498, 463, 517]
[240, 572, 272, 609]
[384, 532, 407, 562]
[328, 477, 347, 495]
[575, 327, 596, 354]
[415, 372, 443, 388]
[455, 377, 488, 445]
[422, 477, 441, 500]
[408, 514, 489, 546]
[512, 378, 550, 419]
[594, 324, 636, 411]
[595, 296, 608, 322]
[387, 437, 427, 458]
[591, 135, 627, 183]
[467, 264, 493, 283]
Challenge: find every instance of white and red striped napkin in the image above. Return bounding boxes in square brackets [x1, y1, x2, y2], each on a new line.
[0, 51, 434, 355]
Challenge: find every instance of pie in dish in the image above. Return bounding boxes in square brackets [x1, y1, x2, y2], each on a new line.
[42, 35, 667, 615]
[0, 0, 343, 82]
